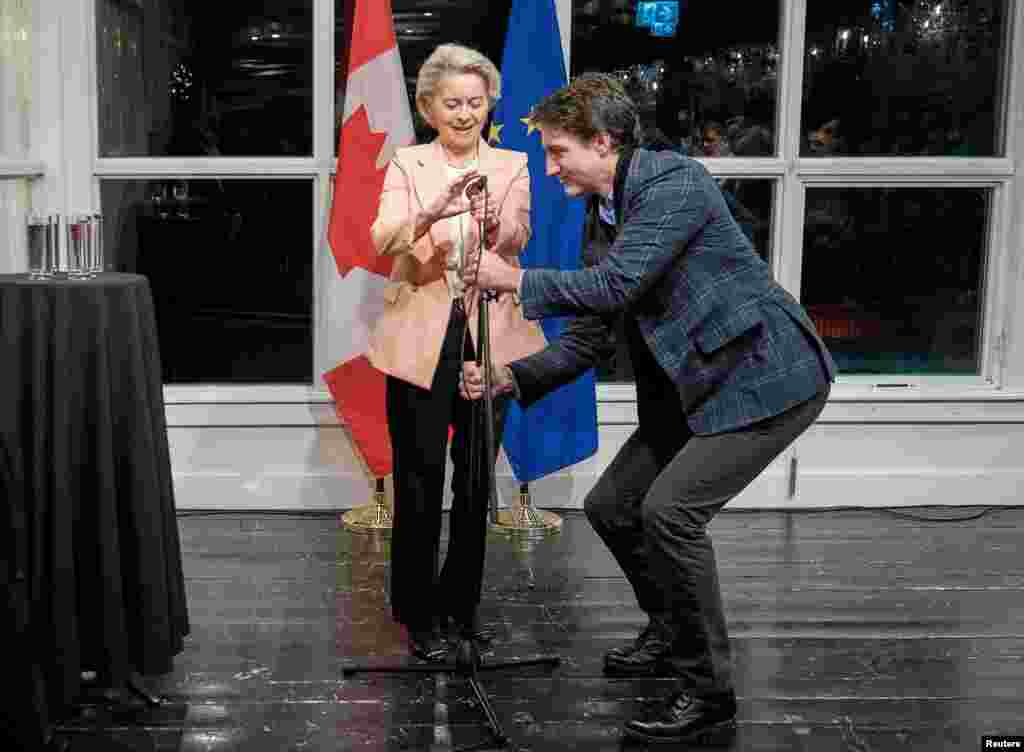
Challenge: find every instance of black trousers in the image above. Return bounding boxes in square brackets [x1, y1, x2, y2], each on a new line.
[585, 386, 829, 699]
[385, 301, 508, 630]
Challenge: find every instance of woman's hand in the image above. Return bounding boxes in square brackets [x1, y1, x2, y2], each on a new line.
[468, 192, 500, 247]
[416, 171, 480, 239]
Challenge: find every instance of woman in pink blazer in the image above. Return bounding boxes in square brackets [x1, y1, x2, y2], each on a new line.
[367, 44, 545, 662]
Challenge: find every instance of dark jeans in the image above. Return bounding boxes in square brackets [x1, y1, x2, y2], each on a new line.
[386, 301, 508, 630]
[584, 387, 830, 698]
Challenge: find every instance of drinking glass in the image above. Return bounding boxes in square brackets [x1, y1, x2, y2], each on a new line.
[89, 213, 105, 276]
[27, 211, 53, 279]
[67, 213, 91, 279]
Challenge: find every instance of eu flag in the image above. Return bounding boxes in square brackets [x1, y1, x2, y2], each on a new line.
[492, 0, 598, 483]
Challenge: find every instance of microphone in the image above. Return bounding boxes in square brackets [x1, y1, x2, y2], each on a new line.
[466, 175, 489, 249]
[465, 174, 488, 199]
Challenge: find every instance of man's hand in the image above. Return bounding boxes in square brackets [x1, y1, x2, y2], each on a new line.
[459, 361, 513, 401]
[462, 248, 524, 293]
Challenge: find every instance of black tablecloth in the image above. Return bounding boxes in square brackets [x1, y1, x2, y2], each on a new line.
[0, 273, 189, 713]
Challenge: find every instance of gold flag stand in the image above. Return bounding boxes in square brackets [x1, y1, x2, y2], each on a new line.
[491, 483, 561, 539]
[342, 477, 392, 534]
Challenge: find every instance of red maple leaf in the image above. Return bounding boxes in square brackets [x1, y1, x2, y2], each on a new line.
[329, 105, 394, 279]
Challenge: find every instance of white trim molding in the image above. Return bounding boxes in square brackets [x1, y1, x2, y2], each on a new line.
[0, 159, 44, 178]
[93, 158, 321, 177]
[796, 158, 1016, 181]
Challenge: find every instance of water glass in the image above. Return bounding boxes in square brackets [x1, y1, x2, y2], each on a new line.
[26, 210, 105, 280]
[88, 213, 105, 275]
[27, 212, 53, 279]
[67, 214, 91, 279]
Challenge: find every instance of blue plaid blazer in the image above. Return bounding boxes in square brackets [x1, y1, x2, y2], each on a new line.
[515, 148, 835, 435]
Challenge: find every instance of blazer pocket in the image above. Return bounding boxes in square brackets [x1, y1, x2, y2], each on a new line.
[693, 304, 764, 355]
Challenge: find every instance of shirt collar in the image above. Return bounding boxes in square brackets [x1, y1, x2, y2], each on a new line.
[597, 191, 616, 226]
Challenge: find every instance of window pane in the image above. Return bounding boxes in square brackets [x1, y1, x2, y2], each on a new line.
[802, 187, 989, 375]
[100, 179, 313, 383]
[803, 0, 1008, 157]
[572, 1, 781, 156]
[598, 178, 775, 382]
[0, 0, 33, 159]
[96, 1, 312, 157]
[335, 0, 512, 149]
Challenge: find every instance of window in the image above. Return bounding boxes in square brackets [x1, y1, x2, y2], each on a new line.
[96, 0, 314, 157]
[802, 187, 990, 375]
[95, 0, 316, 385]
[572, 0, 781, 157]
[803, 0, 1009, 157]
[100, 179, 313, 383]
[575, 0, 1012, 388]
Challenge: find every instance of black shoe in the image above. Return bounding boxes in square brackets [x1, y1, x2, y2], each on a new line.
[603, 623, 672, 677]
[408, 628, 447, 662]
[623, 691, 737, 744]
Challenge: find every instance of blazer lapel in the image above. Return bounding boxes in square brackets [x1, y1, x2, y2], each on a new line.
[477, 138, 498, 188]
[410, 140, 452, 254]
[612, 146, 635, 230]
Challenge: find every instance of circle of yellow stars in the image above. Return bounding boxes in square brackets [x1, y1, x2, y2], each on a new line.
[488, 116, 538, 146]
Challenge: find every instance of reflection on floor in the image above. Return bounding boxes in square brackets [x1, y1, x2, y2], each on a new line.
[56, 508, 1024, 750]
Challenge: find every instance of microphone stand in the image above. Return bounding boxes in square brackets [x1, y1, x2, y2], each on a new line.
[343, 176, 559, 752]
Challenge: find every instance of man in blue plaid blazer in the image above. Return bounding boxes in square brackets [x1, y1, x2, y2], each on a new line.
[462, 73, 835, 744]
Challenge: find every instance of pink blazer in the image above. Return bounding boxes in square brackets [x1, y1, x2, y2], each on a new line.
[368, 139, 547, 390]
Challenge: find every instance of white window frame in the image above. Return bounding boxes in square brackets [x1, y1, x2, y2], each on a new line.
[0, 160, 44, 178]
[49, 0, 1022, 421]
[89, 0, 337, 407]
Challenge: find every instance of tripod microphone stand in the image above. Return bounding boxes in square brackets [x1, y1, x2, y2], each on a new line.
[342, 175, 560, 751]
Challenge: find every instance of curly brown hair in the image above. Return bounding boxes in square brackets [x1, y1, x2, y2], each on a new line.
[528, 72, 641, 151]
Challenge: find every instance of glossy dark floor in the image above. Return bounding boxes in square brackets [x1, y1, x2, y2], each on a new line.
[57, 507, 1024, 751]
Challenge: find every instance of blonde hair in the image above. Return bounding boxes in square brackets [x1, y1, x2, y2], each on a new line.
[415, 44, 501, 125]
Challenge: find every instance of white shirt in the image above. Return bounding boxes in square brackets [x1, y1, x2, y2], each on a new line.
[441, 161, 478, 299]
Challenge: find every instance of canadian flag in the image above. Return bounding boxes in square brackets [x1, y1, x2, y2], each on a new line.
[320, 0, 415, 478]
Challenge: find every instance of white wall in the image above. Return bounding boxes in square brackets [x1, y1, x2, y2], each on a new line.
[162, 393, 1024, 510]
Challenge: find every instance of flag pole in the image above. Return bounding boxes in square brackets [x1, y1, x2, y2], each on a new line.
[341, 477, 393, 534]
[491, 482, 561, 538]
